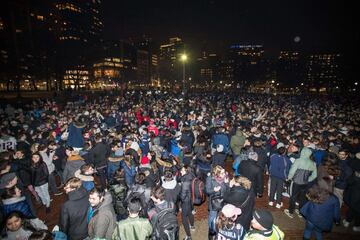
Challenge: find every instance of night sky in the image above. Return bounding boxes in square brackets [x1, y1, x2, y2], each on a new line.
[103, 0, 358, 56]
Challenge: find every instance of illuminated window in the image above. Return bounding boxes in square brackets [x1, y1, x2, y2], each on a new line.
[37, 15, 44, 21]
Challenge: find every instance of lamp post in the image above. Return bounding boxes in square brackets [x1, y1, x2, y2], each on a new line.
[180, 53, 187, 95]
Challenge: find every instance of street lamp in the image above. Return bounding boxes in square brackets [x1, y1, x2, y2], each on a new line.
[180, 53, 187, 95]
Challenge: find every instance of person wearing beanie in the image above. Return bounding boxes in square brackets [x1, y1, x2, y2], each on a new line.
[244, 209, 284, 240]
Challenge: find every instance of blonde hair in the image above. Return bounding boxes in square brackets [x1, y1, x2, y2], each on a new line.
[233, 176, 252, 190]
[64, 177, 82, 190]
[212, 165, 225, 178]
[31, 143, 40, 153]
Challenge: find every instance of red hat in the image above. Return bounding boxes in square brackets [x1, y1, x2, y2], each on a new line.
[141, 155, 150, 165]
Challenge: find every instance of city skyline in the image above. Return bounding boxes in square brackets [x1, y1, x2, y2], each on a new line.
[103, 0, 358, 56]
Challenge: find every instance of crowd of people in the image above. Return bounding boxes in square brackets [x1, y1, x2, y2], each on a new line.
[0, 91, 359, 240]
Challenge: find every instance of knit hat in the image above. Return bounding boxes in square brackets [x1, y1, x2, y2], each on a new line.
[0, 172, 17, 189]
[253, 210, 273, 230]
[276, 142, 285, 149]
[221, 204, 242, 218]
[248, 152, 258, 161]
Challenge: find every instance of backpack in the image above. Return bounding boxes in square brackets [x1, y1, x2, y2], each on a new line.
[109, 183, 128, 216]
[153, 203, 179, 240]
[192, 177, 206, 205]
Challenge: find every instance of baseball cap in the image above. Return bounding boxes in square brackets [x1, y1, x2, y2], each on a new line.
[222, 204, 242, 218]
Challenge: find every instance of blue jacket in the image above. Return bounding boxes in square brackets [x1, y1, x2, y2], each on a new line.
[313, 149, 326, 166]
[120, 161, 136, 187]
[300, 194, 340, 231]
[269, 154, 292, 180]
[67, 123, 85, 148]
[212, 133, 230, 153]
[2, 196, 34, 218]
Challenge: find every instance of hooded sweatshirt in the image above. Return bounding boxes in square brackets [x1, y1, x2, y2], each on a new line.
[288, 147, 317, 185]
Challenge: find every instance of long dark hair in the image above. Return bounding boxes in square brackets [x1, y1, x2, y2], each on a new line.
[4, 211, 37, 235]
[31, 152, 44, 167]
[216, 211, 236, 231]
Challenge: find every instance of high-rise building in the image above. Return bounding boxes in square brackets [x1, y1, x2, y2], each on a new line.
[228, 44, 266, 88]
[277, 51, 305, 89]
[196, 52, 220, 89]
[54, 0, 103, 89]
[135, 36, 159, 86]
[159, 37, 184, 88]
[92, 40, 136, 89]
[305, 53, 343, 92]
[0, 0, 57, 91]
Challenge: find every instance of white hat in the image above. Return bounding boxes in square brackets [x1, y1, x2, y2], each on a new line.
[276, 142, 285, 149]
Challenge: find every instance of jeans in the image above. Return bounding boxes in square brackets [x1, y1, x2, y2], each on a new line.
[181, 202, 194, 237]
[35, 183, 50, 207]
[107, 161, 121, 180]
[48, 172, 59, 194]
[304, 220, 322, 240]
[208, 210, 218, 234]
[269, 176, 284, 204]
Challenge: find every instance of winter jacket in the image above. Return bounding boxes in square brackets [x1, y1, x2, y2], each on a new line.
[205, 175, 227, 211]
[212, 152, 227, 168]
[112, 216, 152, 240]
[1, 196, 34, 218]
[88, 192, 117, 240]
[60, 187, 89, 240]
[211, 132, 230, 153]
[335, 159, 353, 190]
[120, 161, 136, 187]
[67, 123, 85, 148]
[288, 148, 317, 185]
[253, 146, 268, 170]
[180, 172, 194, 204]
[317, 165, 335, 193]
[238, 159, 263, 195]
[63, 155, 85, 182]
[180, 130, 195, 152]
[233, 147, 252, 176]
[344, 172, 360, 214]
[30, 162, 49, 187]
[162, 177, 181, 205]
[12, 158, 32, 186]
[300, 194, 340, 231]
[230, 129, 246, 156]
[89, 142, 110, 168]
[223, 186, 256, 231]
[269, 154, 292, 180]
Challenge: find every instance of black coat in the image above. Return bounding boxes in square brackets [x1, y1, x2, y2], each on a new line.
[30, 162, 49, 187]
[89, 142, 110, 168]
[344, 174, 360, 214]
[238, 160, 263, 195]
[59, 187, 90, 240]
[223, 185, 256, 230]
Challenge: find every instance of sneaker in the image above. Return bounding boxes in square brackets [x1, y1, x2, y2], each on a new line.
[353, 226, 360, 232]
[183, 236, 192, 240]
[190, 225, 196, 231]
[343, 219, 350, 228]
[284, 209, 294, 218]
[192, 209, 197, 215]
[268, 201, 274, 206]
[276, 203, 282, 209]
[54, 192, 63, 196]
[295, 209, 303, 218]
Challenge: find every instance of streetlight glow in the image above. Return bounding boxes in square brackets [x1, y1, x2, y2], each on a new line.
[181, 54, 187, 62]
